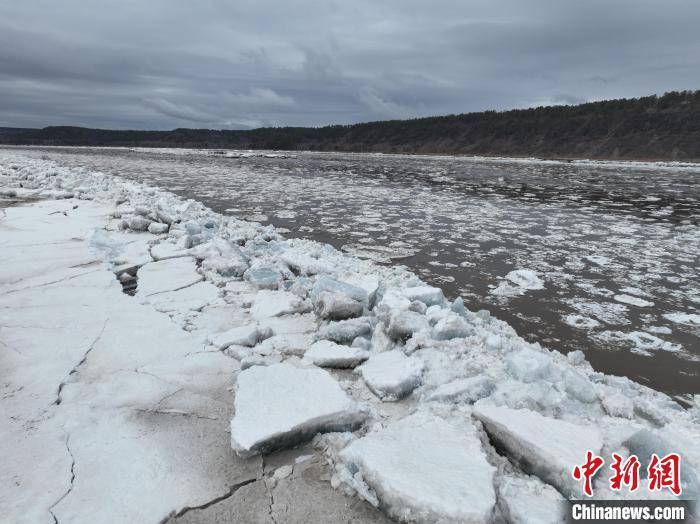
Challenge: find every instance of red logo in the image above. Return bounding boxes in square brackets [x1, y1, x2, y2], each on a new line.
[573, 452, 682, 497]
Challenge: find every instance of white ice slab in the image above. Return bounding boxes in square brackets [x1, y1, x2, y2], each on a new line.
[304, 340, 370, 368]
[358, 350, 424, 401]
[497, 474, 566, 524]
[473, 404, 603, 498]
[143, 280, 219, 313]
[230, 363, 366, 457]
[209, 324, 261, 349]
[250, 289, 309, 319]
[401, 286, 445, 307]
[338, 411, 496, 523]
[136, 256, 202, 297]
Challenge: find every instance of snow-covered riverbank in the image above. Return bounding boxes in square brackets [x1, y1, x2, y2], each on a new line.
[1, 151, 699, 523]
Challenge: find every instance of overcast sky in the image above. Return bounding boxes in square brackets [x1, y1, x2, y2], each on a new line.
[1, 0, 699, 130]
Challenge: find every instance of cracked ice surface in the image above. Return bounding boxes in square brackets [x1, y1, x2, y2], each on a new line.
[2, 151, 700, 523]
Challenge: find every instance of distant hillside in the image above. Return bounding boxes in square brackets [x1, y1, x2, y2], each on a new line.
[2, 91, 699, 161]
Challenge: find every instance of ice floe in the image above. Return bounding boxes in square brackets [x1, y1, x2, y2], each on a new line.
[230, 363, 366, 457]
[336, 411, 496, 523]
[358, 351, 424, 401]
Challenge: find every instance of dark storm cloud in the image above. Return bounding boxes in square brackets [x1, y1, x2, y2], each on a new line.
[1, 0, 699, 129]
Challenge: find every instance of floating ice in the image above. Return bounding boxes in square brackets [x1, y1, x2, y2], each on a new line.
[492, 269, 544, 296]
[664, 312, 700, 326]
[614, 294, 655, 307]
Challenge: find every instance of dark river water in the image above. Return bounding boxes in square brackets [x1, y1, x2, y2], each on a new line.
[6, 146, 699, 400]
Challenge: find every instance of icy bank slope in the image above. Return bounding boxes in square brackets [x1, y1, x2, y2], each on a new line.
[1, 152, 699, 523]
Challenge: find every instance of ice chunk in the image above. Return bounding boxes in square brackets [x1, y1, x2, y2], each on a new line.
[150, 242, 190, 261]
[664, 312, 700, 326]
[426, 376, 496, 404]
[338, 411, 496, 523]
[505, 269, 544, 290]
[352, 337, 371, 351]
[281, 249, 334, 275]
[401, 286, 445, 307]
[496, 475, 566, 524]
[492, 269, 544, 296]
[195, 238, 249, 277]
[451, 297, 468, 317]
[315, 317, 373, 344]
[304, 340, 370, 368]
[370, 322, 394, 353]
[473, 405, 603, 498]
[376, 289, 411, 310]
[506, 348, 552, 383]
[240, 355, 278, 369]
[600, 391, 634, 419]
[342, 274, 380, 308]
[432, 312, 471, 340]
[128, 216, 152, 231]
[136, 257, 202, 297]
[408, 300, 427, 315]
[147, 222, 169, 235]
[230, 363, 366, 457]
[387, 310, 429, 341]
[210, 324, 261, 349]
[254, 333, 308, 356]
[243, 266, 282, 289]
[623, 429, 700, 505]
[250, 290, 309, 319]
[358, 351, 424, 401]
[567, 350, 586, 366]
[313, 291, 363, 320]
[311, 276, 368, 305]
[563, 369, 597, 403]
[201, 253, 248, 278]
[614, 294, 654, 307]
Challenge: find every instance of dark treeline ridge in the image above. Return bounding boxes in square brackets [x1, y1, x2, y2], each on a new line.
[2, 91, 699, 161]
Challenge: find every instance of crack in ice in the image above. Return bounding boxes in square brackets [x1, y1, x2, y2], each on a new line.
[159, 478, 258, 523]
[48, 434, 76, 524]
[53, 319, 108, 405]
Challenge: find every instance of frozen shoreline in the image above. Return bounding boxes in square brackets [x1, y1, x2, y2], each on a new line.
[1, 151, 699, 523]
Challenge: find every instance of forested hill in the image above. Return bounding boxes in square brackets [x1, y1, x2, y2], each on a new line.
[2, 91, 699, 161]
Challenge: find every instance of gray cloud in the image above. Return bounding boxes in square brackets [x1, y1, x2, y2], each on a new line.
[1, 0, 699, 129]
